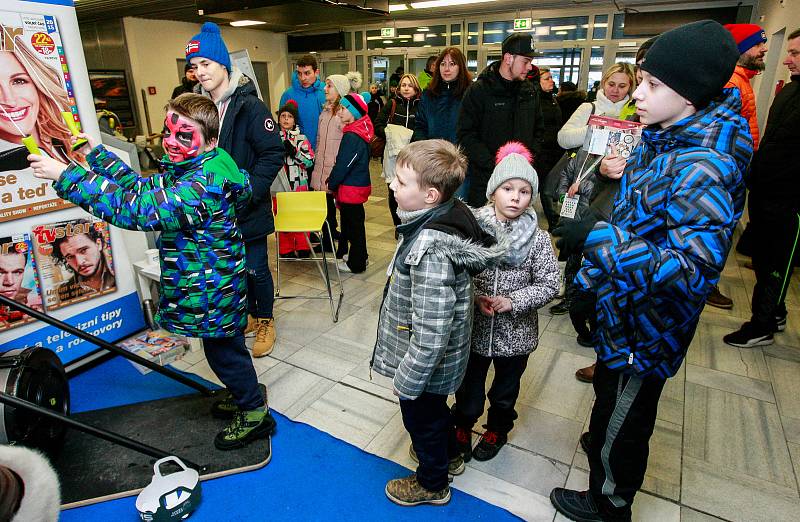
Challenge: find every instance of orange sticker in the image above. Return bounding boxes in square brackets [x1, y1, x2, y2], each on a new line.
[30, 32, 55, 55]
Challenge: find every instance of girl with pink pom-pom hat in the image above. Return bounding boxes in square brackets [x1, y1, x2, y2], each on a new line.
[449, 141, 560, 462]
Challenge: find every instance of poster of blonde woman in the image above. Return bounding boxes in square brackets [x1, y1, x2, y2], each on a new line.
[0, 10, 86, 223]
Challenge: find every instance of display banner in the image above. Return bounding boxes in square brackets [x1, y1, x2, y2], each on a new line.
[0, 0, 145, 364]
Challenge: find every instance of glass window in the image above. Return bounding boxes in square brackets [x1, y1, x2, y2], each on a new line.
[530, 16, 589, 42]
[593, 14, 608, 40]
[533, 47, 583, 86]
[587, 46, 605, 90]
[612, 14, 625, 39]
[468, 23, 479, 45]
[451, 23, 461, 46]
[467, 50, 478, 77]
[344, 32, 352, 51]
[366, 25, 446, 50]
[483, 20, 513, 44]
[355, 31, 363, 51]
[356, 55, 364, 81]
[614, 50, 636, 64]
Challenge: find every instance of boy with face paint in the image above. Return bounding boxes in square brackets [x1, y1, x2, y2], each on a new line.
[28, 93, 277, 451]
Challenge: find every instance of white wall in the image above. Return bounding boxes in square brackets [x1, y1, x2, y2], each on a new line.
[122, 17, 289, 134]
[751, 0, 800, 125]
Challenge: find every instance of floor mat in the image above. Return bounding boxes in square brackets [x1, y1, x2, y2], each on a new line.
[60, 356, 521, 521]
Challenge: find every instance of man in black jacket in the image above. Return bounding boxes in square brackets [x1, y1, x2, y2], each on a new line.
[724, 28, 800, 348]
[187, 22, 284, 357]
[457, 33, 544, 207]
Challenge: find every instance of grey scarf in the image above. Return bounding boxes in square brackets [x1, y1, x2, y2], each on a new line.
[476, 206, 538, 266]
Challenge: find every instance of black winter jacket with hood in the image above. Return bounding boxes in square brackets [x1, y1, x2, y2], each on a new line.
[374, 94, 420, 138]
[198, 70, 284, 240]
[457, 62, 545, 207]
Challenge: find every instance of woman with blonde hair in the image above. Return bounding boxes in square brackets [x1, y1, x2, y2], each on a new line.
[0, 36, 83, 164]
[557, 63, 636, 150]
[313, 70, 361, 252]
[375, 73, 421, 228]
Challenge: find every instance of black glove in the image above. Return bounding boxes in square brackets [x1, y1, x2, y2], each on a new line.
[0, 146, 30, 172]
[552, 216, 595, 257]
[283, 139, 297, 157]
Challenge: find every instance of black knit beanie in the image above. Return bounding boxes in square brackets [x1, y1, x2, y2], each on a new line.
[640, 20, 739, 108]
[278, 99, 299, 122]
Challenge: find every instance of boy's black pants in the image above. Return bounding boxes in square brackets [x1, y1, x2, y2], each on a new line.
[203, 335, 264, 411]
[452, 352, 530, 435]
[338, 202, 368, 272]
[399, 392, 458, 492]
[587, 360, 666, 520]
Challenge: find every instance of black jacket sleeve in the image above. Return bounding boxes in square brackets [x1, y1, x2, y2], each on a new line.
[244, 99, 284, 206]
[457, 86, 495, 178]
[374, 99, 394, 139]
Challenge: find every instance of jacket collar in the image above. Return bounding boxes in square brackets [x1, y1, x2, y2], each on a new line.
[343, 114, 374, 143]
[733, 65, 759, 80]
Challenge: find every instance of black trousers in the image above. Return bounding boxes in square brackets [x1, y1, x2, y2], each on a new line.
[750, 209, 799, 331]
[203, 335, 264, 411]
[452, 352, 530, 434]
[587, 360, 666, 520]
[338, 202, 368, 272]
[399, 392, 458, 491]
[387, 184, 401, 229]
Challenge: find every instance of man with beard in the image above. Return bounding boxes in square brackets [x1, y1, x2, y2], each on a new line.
[724, 24, 768, 149]
[52, 223, 115, 304]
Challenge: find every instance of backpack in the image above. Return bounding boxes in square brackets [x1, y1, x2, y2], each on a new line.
[369, 99, 397, 158]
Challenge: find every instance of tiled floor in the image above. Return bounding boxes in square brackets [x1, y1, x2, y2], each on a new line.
[171, 162, 800, 521]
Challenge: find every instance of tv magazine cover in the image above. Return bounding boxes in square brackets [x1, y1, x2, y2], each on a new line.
[0, 10, 84, 222]
[584, 115, 646, 158]
[32, 217, 117, 311]
[0, 233, 42, 330]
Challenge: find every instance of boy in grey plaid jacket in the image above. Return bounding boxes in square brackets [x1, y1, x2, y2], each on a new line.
[372, 140, 505, 507]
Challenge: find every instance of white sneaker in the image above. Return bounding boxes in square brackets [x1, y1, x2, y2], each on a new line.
[337, 259, 369, 273]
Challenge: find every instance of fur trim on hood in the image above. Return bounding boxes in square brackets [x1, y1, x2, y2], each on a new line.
[0, 445, 60, 522]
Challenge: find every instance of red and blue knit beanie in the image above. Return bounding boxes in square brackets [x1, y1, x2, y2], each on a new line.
[724, 24, 767, 54]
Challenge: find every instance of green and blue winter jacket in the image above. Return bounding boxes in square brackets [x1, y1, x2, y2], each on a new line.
[577, 89, 753, 379]
[55, 145, 251, 338]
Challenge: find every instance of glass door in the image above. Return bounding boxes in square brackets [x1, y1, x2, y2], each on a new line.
[322, 59, 350, 78]
[369, 54, 404, 98]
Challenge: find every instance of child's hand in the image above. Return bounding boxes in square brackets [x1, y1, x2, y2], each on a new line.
[567, 180, 580, 198]
[71, 132, 99, 154]
[491, 296, 513, 314]
[476, 295, 494, 317]
[27, 154, 68, 181]
[600, 145, 626, 180]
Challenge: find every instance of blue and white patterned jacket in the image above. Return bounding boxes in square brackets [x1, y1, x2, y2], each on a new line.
[577, 89, 753, 379]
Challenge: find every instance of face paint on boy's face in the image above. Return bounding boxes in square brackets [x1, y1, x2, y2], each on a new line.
[162, 111, 204, 162]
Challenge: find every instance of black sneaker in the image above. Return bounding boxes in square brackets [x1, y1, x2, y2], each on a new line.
[549, 488, 604, 522]
[550, 299, 570, 316]
[723, 322, 774, 348]
[579, 432, 591, 454]
[472, 429, 507, 461]
[214, 408, 276, 450]
[776, 315, 787, 333]
[576, 334, 593, 348]
[455, 426, 473, 463]
[210, 384, 267, 419]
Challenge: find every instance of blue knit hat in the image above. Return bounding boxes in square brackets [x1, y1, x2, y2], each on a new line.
[185, 22, 231, 71]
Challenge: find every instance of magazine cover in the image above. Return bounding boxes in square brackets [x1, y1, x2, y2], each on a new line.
[584, 115, 645, 158]
[32, 217, 117, 310]
[120, 330, 188, 374]
[0, 10, 86, 223]
[0, 233, 41, 330]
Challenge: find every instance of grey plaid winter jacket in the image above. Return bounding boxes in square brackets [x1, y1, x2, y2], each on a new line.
[372, 201, 505, 399]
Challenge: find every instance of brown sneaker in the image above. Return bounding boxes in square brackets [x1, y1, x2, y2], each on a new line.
[706, 286, 733, 310]
[244, 314, 257, 338]
[575, 363, 595, 383]
[252, 318, 276, 357]
[385, 474, 451, 506]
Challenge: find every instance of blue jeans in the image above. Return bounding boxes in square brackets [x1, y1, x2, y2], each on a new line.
[203, 335, 264, 411]
[244, 238, 274, 319]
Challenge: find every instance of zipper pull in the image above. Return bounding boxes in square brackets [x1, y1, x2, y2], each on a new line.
[628, 352, 634, 365]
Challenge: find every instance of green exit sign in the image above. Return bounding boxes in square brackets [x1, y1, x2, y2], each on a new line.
[514, 18, 532, 31]
[380, 27, 395, 38]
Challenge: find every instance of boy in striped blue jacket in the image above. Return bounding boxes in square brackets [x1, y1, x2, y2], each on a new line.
[550, 21, 753, 521]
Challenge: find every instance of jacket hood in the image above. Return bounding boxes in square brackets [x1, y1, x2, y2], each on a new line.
[291, 70, 325, 93]
[556, 90, 587, 102]
[641, 87, 753, 177]
[343, 114, 374, 143]
[422, 199, 507, 275]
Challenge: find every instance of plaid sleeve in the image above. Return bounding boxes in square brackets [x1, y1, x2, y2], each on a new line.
[54, 162, 213, 233]
[393, 250, 457, 399]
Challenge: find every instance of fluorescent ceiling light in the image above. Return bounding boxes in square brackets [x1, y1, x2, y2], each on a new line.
[388, 4, 408, 11]
[390, 0, 497, 11]
[551, 25, 577, 31]
[230, 20, 266, 27]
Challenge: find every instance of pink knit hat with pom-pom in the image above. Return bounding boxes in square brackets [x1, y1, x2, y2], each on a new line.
[485, 141, 538, 200]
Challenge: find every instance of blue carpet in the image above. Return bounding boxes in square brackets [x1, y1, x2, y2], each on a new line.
[61, 357, 521, 521]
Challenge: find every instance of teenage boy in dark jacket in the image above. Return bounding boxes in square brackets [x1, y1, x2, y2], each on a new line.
[187, 22, 284, 358]
[458, 33, 544, 207]
[549, 21, 752, 521]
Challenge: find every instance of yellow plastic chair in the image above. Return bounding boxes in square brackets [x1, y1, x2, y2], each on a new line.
[273, 191, 343, 322]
